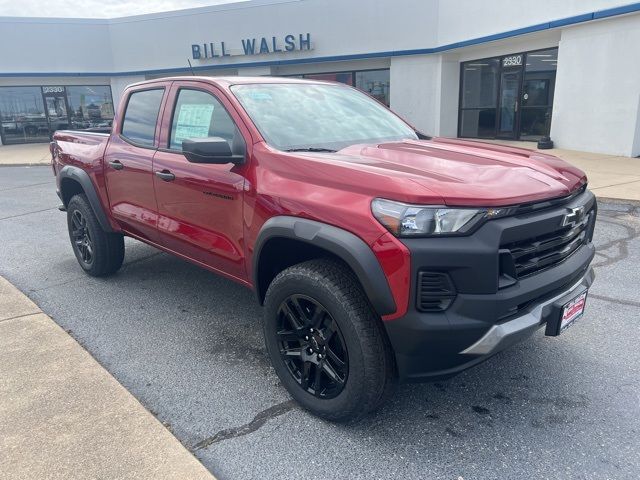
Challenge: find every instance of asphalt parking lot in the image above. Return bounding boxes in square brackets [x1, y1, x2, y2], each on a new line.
[1, 165, 639, 480]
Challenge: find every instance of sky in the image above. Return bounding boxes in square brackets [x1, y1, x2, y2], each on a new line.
[0, 0, 244, 18]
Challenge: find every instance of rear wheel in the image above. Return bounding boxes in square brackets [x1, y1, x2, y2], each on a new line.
[67, 194, 124, 276]
[263, 259, 395, 422]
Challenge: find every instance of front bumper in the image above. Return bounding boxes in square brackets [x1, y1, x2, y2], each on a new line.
[460, 267, 594, 356]
[383, 189, 597, 382]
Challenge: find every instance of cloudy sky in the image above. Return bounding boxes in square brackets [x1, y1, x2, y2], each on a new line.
[0, 0, 243, 18]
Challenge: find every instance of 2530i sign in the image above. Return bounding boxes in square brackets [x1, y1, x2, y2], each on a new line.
[192, 33, 312, 60]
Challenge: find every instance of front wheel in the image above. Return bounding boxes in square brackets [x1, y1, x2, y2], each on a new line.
[263, 259, 395, 422]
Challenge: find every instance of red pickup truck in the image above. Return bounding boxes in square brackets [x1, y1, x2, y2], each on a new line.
[51, 77, 596, 421]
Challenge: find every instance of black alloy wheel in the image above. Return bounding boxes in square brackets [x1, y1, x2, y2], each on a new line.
[277, 294, 349, 399]
[66, 193, 125, 276]
[70, 210, 94, 266]
[263, 259, 396, 421]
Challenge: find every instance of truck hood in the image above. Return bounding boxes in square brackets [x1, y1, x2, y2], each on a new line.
[316, 138, 587, 207]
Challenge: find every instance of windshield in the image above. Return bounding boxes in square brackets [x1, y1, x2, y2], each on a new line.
[231, 83, 418, 151]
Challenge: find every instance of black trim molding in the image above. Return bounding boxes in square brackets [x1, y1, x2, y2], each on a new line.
[58, 165, 115, 232]
[253, 216, 397, 316]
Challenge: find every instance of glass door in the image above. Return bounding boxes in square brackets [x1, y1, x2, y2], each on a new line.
[497, 70, 522, 139]
[459, 49, 557, 141]
[42, 87, 70, 138]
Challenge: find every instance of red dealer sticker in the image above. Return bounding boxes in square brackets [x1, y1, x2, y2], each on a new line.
[560, 291, 587, 332]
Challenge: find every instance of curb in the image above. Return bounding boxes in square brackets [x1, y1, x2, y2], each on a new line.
[0, 163, 51, 167]
[0, 276, 216, 480]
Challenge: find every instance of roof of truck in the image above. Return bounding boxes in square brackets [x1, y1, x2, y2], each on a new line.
[127, 76, 338, 89]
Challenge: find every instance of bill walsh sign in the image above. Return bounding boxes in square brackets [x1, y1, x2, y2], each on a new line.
[192, 33, 312, 60]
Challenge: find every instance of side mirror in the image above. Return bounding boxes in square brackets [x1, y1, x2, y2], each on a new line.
[182, 137, 244, 164]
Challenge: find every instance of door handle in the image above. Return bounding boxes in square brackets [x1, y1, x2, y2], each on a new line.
[155, 170, 175, 182]
[108, 160, 124, 170]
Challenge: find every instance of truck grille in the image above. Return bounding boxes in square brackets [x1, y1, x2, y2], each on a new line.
[501, 210, 593, 279]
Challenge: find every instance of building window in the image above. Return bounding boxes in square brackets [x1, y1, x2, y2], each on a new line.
[66, 86, 115, 130]
[303, 72, 354, 85]
[287, 69, 391, 106]
[459, 58, 500, 138]
[0, 87, 49, 144]
[0, 84, 115, 145]
[355, 70, 390, 106]
[458, 48, 558, 141]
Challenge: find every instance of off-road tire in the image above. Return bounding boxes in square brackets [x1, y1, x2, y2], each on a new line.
[67, 194, 124, 276]
[263, 259, 396, 422]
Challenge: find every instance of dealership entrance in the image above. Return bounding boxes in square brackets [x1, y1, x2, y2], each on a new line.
[458, 48, 558, 141]
[0, 85, 114, 145]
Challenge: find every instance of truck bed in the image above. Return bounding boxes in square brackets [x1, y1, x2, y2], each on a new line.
[52, 130, 110, 173]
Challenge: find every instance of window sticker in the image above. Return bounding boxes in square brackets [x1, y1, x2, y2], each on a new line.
[247, 91, 273, 101]
[173, 103, 214, 144]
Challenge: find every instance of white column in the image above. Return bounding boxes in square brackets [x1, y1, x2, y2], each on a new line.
[551, 15, 640, 157]
[435, 55, 461, 138]
[390, 55, 440, 135]
[390, 54, 460, 138]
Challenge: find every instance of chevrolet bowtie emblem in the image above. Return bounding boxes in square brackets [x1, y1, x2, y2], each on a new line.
[562, 206, 586, 228]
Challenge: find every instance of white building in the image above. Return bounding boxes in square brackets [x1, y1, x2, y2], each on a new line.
[1, 0, 639, 156]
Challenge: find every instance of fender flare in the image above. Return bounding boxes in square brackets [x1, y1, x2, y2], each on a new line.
[58, 165, 115, 232]
[253, 216, 397, 316]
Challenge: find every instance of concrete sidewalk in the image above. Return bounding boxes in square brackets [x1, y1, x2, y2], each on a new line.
[1, 141, 638, 201]
[0, 143, 52, 166]
[0, 276, 214, 480]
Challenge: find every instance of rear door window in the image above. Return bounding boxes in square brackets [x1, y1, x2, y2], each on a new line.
[121, 89, 164, 147]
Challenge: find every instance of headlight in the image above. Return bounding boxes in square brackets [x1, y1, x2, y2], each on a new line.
[371, 198, 508, 237]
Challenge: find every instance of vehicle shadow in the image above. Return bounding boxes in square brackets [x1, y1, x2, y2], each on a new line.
[112, 239, 593, 444]
[356, 343, 589, 439]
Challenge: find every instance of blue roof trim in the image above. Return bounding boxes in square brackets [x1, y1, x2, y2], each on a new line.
[1, 2, 639, 78]
[594, 1, 640, 18]
[549, 13, 594, 28]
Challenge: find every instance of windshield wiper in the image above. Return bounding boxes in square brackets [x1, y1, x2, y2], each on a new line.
[285, 147, 337, 153]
